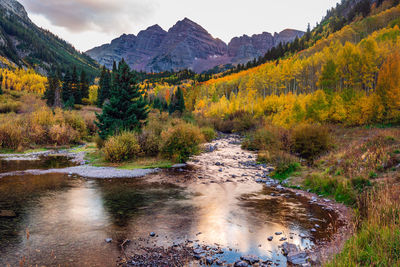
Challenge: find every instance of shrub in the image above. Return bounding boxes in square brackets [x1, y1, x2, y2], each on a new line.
[0, 101, 20, 113]
[201, 127, 217, 142]
[0, 120, 26, 150]
[292, 124, 332, 162]
[161, 123, 204, 163]
[137, 130, 160, 157]
[49, 124, 79, 146]
[258, 150, 300, 180]
[64, 111, 88, 139]
[94, 134, 105, 149]
[242, 128, 278, 151]
[103, 131, 140, 163]
[146, 111, 169, 136]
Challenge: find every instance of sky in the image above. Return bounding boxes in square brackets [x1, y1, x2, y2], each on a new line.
[19, 0, 341, 52]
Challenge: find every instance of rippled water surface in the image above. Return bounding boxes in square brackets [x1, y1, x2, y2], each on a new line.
[0, 139, 340, 266]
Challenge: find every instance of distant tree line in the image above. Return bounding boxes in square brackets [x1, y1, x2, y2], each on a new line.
[43, 66, 90, 108]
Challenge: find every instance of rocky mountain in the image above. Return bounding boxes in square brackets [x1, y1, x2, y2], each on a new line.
[87, 18, 304, 73]
[0, 0, 98, 76]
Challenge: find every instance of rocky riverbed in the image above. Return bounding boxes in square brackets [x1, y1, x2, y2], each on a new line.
[0, 135, 352, 266]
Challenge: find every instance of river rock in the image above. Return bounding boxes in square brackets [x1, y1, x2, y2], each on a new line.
[240, 254, 260, 264]
[0, 210, 16, 218]
[215, 259, 223, 265]
[105, 238, 112, 243]
[281, 242, 298, 255]
[280, 237, 287, 241]
[172, 163, 187, 168]
[287, 251, 309, 265]
[150, 232, 156, 237]
[299, 233, 308, 238]
[275, 232, 283, 235]
[267, 236, 273, 241]
[234, 260, 249, 267]
[206, 257, 214, 265]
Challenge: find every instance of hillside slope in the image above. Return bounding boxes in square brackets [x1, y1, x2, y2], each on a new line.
[0, 0, 99, 77]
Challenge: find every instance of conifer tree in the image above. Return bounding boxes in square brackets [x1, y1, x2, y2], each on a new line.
[62, 70, 72, 104]
[97, 66, 111, 107]
[168, 87, 185, 114]
[96, 60, 149, 139]
[43, 69, 61, 107]
[71, 66, 81, 104]
[80, 70, 89, 100]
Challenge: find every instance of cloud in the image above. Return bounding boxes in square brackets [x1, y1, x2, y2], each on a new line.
[19, 0, 157, 33]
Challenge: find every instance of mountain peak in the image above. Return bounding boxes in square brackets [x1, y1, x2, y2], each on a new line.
[145, 24, 165, 32]
[0, 0, 29, 21]
[172, 17, 202, 29]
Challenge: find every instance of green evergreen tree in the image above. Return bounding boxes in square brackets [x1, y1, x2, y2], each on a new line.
[62, 70, 72, 104]
[97, 66, 111, 107]
[168, 87, 185, 114]
[71, 66, 81, 104]
[43, 69, 61, 107]
[96, 60, 149, 139]
[80, 70, 89, 100]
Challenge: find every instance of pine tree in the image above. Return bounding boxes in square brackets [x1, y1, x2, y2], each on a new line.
[62, 70, 72, 104]
[43, 69, 61, 107]
[80, 70, 89, 100]
[71, 66, 81, 104]
[168, 87, 185, 114]
[305, 23, 312, 41]
[97, 66, 111, 107]
[96, 60, 149, 139]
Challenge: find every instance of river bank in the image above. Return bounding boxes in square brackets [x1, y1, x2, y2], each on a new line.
[0, 135, 353, 266]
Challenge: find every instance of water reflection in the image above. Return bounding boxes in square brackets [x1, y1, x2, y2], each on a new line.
[0, 173, 337, 266]
[0, 155, 77, 173]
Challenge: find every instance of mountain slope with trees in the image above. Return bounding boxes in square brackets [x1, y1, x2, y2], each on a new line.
[0, 0, 99, 77]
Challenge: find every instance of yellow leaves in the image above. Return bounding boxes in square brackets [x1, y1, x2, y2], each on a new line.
[0, 68, 46, 94]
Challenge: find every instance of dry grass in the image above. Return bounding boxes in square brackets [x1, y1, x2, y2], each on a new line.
[327, 184, 400, 266]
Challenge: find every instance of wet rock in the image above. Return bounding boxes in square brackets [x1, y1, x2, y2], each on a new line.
[267, 236, 273, 241]
[287, 251, 309, 265]
[279, 237, 287, 241]
[206, 256, 214, 265]
[241, 254, 260, 264]
[172, 163, 187, 168]
[149, 232, 156, 237]
[193, 249, 204, 254]
[256, 178, 266, 183]
[215, 259, 224, 265]
[234, 260, 249, 267]
[299, 233, 308, 238]
[281, 242, 298, 255]
[105, 238, 112, 243]
[0, 210, 16, 218]
[275, 232, 283, 235]
[218, 168, 223, 172]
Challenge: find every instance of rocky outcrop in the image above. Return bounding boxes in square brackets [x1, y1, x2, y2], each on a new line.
[86, 18, 304, 73]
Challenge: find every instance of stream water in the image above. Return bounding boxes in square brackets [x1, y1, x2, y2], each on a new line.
[0, 138, 341, 266]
